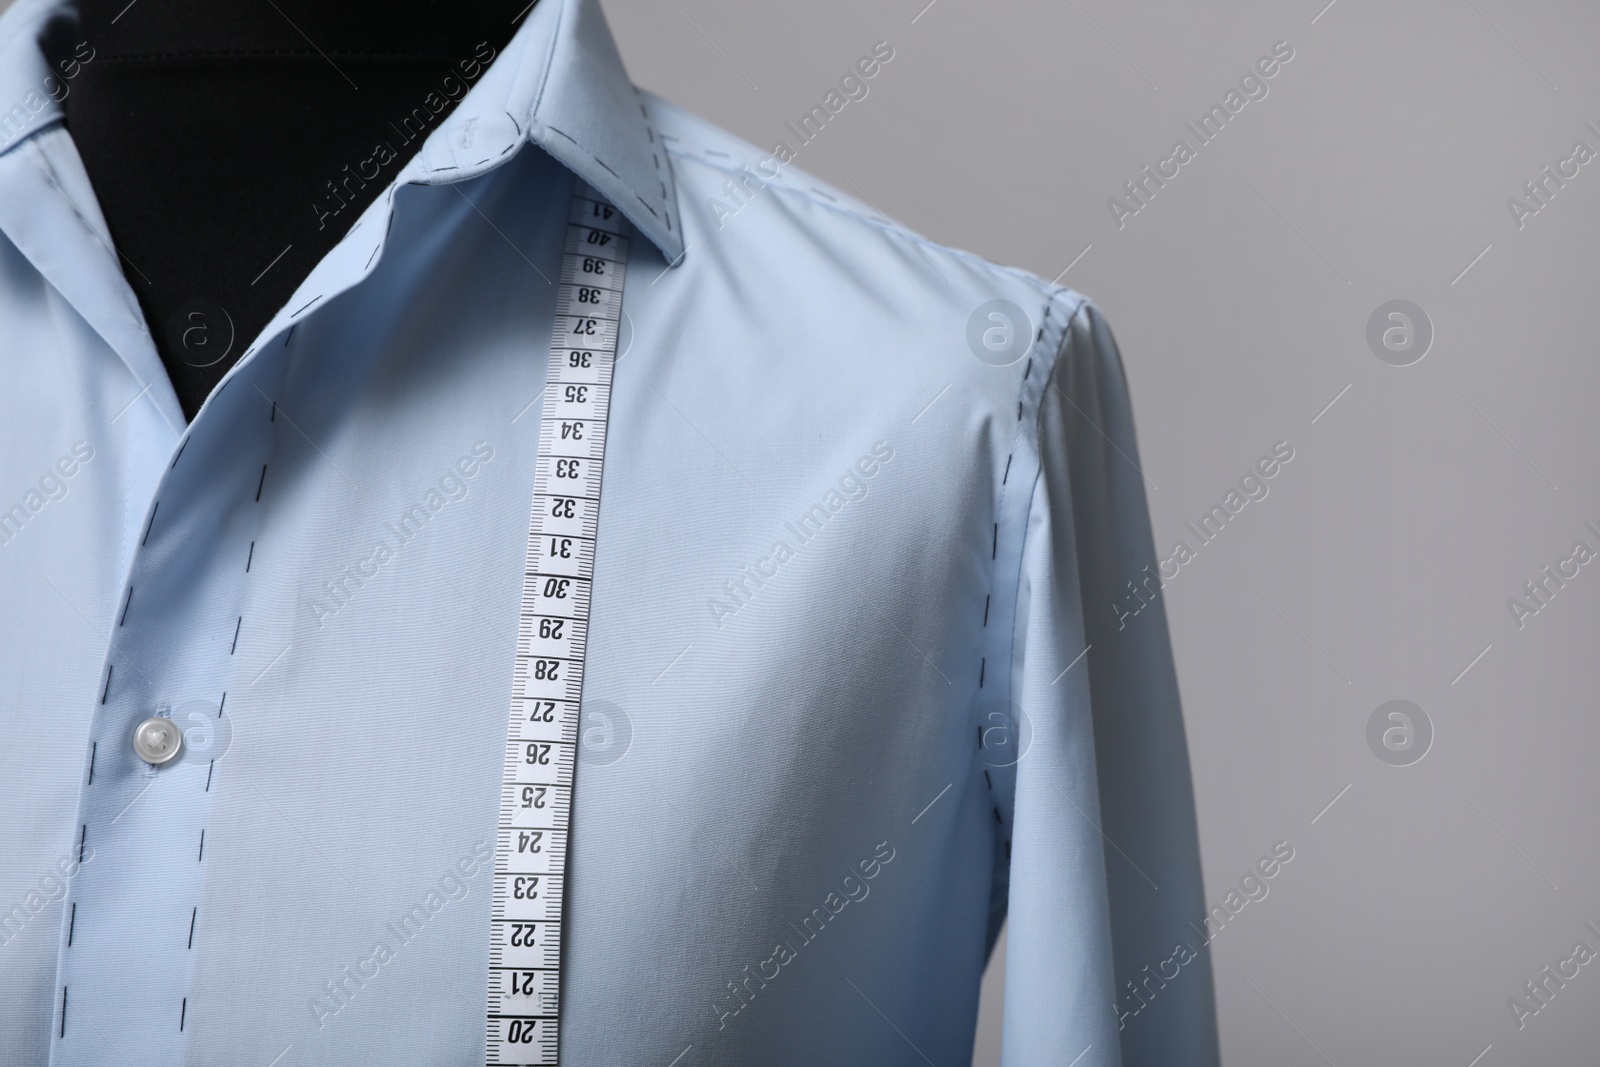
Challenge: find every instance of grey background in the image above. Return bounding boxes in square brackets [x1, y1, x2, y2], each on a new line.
[599, 1, 1600, 1064]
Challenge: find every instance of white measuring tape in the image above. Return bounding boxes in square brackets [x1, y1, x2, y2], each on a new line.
[486, 181, 631, 1065]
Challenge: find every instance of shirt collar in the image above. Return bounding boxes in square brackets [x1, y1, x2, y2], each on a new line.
[0, 0, 683, 262]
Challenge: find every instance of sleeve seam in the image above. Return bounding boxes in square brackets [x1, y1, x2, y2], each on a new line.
[1012, 290, 1092, 591]
[976, 288, 1086, 846]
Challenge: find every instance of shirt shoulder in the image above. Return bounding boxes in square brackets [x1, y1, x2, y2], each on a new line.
[640, 90, 1093, 388]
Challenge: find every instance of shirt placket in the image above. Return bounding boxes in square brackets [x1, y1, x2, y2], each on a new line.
[52, 336, 294, 1066]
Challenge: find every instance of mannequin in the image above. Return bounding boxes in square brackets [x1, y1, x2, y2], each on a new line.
[65, 0, 524, 419]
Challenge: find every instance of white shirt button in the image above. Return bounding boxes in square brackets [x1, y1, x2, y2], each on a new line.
[132, 716, 182, 765]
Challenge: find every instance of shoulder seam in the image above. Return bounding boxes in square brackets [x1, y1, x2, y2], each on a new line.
[662, 139, 1062, 298]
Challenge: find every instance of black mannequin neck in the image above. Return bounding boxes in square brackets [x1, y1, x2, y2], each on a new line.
[65, 0, 523, 419]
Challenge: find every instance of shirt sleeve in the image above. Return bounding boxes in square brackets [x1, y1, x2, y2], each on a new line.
[999, 299, 1220, 1066]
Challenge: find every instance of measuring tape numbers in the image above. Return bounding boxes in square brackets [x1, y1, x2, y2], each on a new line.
[486, 182, 631, 1066]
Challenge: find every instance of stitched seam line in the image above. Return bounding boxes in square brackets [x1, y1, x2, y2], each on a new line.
[965, 287, 1083, 873]
[543, 124, 666, 223]
[1010, 293, 1095, 713]
[664, 144, 1053, 300]
[635, 88, 674, 233]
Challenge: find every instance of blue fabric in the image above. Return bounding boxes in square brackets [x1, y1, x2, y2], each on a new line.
[0, 0, 1217, 1063]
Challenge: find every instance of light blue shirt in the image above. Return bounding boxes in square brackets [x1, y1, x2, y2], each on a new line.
[0, 0, 1218, 1063]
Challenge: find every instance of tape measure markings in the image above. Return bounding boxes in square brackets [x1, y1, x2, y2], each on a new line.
[486, 182, 631, 1066]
